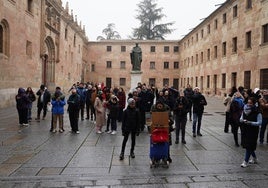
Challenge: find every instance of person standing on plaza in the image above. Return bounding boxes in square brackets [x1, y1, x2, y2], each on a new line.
[192, 87, 207, 137]
[50, 86, 65, 132]
[25, 87, 36, 122]
[85, 84, 93, 120]
[119, 98, 140, 160]
[90, 86, 97, 122]
[51, 90, 66, 133]
[183, 84, 194, 121]
[67, 89, 80, 134]
[117, 87, 126, 122]
[173, 93, 189, 144]
[76, 83, 87, 121]
[16, 88, 31, 126]
[259, 89, 268, 144]
[35, 84, 51, 121]
[240, 97, 262, 168]
[230, 91, 245, 147]
[106, 95, 119, 134]
[94, 91, 106, 134]
[223, 86, 237, 133]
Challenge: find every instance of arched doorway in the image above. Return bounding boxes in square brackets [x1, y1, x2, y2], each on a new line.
[42, 36, 56, 88]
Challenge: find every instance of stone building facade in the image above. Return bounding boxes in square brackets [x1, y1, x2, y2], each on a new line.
[87, 40, 180, 92]
[179, 0, 268, 95]
[0, 0, 88, 108]
[0, 0, 268, 108]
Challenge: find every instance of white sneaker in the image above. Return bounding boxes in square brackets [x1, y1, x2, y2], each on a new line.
[107, 130, 112, 134]
[241, 161, 248, 168]
[97, 130, 102, 134]
[52, 129, 57, 133]
[23, 123, 29, 126]
[111, 131, 117, 135]
[249, 158, 258, 164]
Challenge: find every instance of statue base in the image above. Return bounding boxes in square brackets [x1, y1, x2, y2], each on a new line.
[130, 71, 142, 91]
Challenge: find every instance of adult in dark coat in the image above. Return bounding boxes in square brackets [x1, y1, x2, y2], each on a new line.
[16, 88, 31, 126]
[119, 98, 140, 160]
[184, 84, 194, 121]
[240, 97, 262, 168]
[36, 84, 51, 121]
[174, 94, 189, 144]
[85, 84, 93, 120]
[67, 89, 80, 134]
[191, 87, 207, 137]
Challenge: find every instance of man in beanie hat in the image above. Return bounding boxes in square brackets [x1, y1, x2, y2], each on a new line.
[119, 98, 140, 160]
[36, 84, 51, 121]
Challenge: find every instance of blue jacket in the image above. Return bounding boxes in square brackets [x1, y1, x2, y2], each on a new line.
[51, 99, 66, 114]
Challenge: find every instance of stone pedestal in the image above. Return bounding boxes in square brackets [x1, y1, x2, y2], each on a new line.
[130, 71, 142, 91]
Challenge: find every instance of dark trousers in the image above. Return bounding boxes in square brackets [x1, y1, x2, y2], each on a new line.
[231, 122, 242, 145]
[69, 109, 79, 132]
[90, 105, 96, 120]
[120, 131, 136, 154]
[37, 102, 47, 118]
[79, 102, 85, 119]
[117, 108, 123, 122]
[106, 114, 111, 131]
[175, 117, 187, 141]
[111, 118, 117, 131]
[259, 117, 268, 143]
[192, 112, 203, 134]
[17, 108, 28, 124]
[245, 149, 256, 162]
[85, 102, 91, 119]
[188, 102, 193, 120]
[140, 110, 146, 131]
[224, 111, 231, 132]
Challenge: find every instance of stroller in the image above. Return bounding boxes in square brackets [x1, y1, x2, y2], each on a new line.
[149, 112, 170, 168]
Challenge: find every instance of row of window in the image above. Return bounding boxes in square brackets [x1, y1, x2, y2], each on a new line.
[108, 68, 268, 90]
[182, 68, 268, 92]
[101, 61, 180, 69]
[183, 0, 253, 49]
[182, 24, 268, 67]
[106, 77, 178, 88]
[106, 45, 179, 53]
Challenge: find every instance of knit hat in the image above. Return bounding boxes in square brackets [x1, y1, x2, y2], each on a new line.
[127, 98, 135, 105]
[254, 88, 260, 94]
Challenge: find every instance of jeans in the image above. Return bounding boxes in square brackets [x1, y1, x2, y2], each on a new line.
[192, 112, 203, 134]
[259, 117, 268, 143]
[120, 131, 136, 154]
[245, 149, 256, 162]
[175, 117, 187, 141]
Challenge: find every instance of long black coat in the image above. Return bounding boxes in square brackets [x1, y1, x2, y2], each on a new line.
[122, 106, 140, 133]
[241, 109, 260, 150]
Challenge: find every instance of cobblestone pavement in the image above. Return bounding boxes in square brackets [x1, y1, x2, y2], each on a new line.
[0, 96, 268, 187]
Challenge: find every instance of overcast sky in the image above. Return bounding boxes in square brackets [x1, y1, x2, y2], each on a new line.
[61, 0, 225, 41]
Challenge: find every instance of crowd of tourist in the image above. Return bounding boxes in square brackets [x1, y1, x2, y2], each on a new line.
[15, 82, 267, 167]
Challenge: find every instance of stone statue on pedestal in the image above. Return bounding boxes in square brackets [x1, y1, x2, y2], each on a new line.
[130, 43, 142, 71]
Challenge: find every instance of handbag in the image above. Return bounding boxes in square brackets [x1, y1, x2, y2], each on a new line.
[151, 128, 169, 143]
[47, 103, 52, 112]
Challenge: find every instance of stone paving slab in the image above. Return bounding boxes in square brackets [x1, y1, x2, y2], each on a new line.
[0, 96, 268, 187]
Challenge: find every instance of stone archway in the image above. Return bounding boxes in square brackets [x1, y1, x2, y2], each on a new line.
[43, 36, 56, 88]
